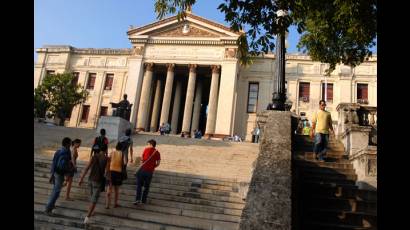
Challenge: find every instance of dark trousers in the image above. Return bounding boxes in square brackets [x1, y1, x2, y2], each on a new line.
[135, 169, 153, 203]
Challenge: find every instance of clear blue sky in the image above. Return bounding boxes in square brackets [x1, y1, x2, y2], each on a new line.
[34, 0, 376, 61]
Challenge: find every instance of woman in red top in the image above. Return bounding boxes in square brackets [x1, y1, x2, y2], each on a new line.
[133, 139, 161, 205]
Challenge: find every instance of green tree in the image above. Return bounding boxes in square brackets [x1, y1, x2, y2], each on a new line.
[34, 72, 88, 126]
[154, 0, 376, 75]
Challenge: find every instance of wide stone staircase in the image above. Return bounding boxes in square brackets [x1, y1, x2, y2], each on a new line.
[293, 135, 377, 230]
[34, 154, 250, 230]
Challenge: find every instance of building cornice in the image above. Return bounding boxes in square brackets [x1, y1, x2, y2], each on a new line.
[36, 46, 132, 55]
[130, 38, 236, 46]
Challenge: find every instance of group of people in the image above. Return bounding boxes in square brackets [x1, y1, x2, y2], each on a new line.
[158, 123, 171, 135]
[44, 128, 162, 225]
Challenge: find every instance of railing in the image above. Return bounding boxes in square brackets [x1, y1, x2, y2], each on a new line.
[336, 103, 377, 145]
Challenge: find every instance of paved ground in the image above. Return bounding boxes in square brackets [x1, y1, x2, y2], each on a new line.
[34, 121, 259, 182]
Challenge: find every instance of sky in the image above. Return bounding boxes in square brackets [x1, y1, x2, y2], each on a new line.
[34, 0, 376, 61]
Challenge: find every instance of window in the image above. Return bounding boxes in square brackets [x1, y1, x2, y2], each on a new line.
[247, 82, 259, 113]
[46, 70, 55, 76]
[357, 83, 368, 104]
[100, 106, 108, 117]
[299, 82, 310, 102]
[321, 83, 333, 102]
[104, 74, 114, 90]
[86, 73, 96, 90]
[65, 108, 73, 120]
[81, 105, 90, 122]
[72, 72, 79, 86]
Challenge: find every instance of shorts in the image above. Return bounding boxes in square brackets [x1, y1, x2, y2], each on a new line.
[65, 167, 77, 178]
[110, 171, 123, 186]
[89, 181, 102, 204]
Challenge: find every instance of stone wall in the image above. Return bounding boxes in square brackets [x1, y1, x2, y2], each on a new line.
[239, 111, 292, 230]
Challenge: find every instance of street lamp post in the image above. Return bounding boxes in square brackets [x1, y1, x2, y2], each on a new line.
[267, 9, 288, 111]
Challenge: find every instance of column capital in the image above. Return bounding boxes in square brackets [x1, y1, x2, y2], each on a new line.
[189, 64, 197, 73]
[144, 63, 154, 71]
[166, 63, 175, 72]
[211, 65, 221, 74]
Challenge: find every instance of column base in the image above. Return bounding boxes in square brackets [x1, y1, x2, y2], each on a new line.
[181, 131, 191, 138]
[204, 133, 230, 140]
[136, 127, 146, 132]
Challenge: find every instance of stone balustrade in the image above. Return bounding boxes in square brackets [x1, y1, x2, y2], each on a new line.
[336, 103, 377, 190]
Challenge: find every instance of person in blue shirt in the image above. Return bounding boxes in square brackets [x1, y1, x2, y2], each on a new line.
[45, 137, 72, 216]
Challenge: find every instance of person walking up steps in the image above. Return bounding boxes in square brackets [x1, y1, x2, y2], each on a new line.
[134, 139, 161, 205]
[118, 128, 133, 174]
[91, 129, 109, 159]
[44, 137, 72, 216]
[65, 138, 81, 201]
[78, 145, 108, 224]
[310, 100, 334, 161]
[105, 142, 125, 209]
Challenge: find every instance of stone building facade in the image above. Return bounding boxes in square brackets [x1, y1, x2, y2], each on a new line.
[34, 13, 377, 141]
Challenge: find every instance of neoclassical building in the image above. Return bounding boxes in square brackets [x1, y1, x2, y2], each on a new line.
[34, 13, 377, 141]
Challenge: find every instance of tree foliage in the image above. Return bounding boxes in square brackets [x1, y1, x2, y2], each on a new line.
[34, 72, 88, 125]
[154, 0, 376, 75]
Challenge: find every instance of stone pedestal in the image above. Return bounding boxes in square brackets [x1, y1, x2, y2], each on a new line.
[96, 116, 131, 141]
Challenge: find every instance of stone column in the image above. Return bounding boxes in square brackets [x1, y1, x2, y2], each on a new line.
[136, 63, 154, 131]
[150, 79, 163, 132]
[171, 81, 182, 134]
[191, 80, 203, 135]
[181, 64, 197, 135]
[205, 65, 220, 136]
[159, 64, 175, 125]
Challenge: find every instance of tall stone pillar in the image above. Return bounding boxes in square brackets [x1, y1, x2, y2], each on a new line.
[205, 65, 220, 136]
[171, 81, 182, 134]
[136, 63, 154, 131]
[181, 64, 197, 135]
[150, 79, 163, 132]
[191, 80, 203, 135]
[159, 64, 175, 125]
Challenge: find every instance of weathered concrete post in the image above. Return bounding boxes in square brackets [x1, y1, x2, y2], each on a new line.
[239, 110, 292, 230]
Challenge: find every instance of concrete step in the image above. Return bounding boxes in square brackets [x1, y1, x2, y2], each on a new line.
[34, 157, 243, 186]
[34, 211, 135, 230]
[34, 202, 190, 230]
[301, 174, 356, 185]
[34, 171, 245, 206]
[300, 183, 377, 202]
[34, 218, 84, 230]
[35, 181, 245, 211]
[34, 174, 242, 199]
[300, 170, 357, 181]
[302, 180, 358, 189]
[34, 174, 245, 204]
[35, 186, 242, 223]
[303, 221, 374, 230]
[303, 197, 377, 214]
[34, 167, 239, 193]
[34, 196, 239, 230]
[294, 160, 354, 169]
[305, 209, 376, 228]
[298, 165, 356, 175]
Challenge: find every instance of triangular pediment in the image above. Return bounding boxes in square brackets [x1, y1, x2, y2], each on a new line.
[128, 13, 241, 39]
[150, 22, 227, 38]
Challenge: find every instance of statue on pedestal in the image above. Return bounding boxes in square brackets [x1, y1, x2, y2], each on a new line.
[110, 94, 132, 121]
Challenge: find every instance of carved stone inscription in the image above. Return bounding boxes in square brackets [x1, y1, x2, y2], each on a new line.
[145, 45, 223, 60]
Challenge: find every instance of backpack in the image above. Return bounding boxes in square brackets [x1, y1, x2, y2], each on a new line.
[95, 136, 108, 150]
[55, 150, 70, 175]
[120, 136, 131, 152]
